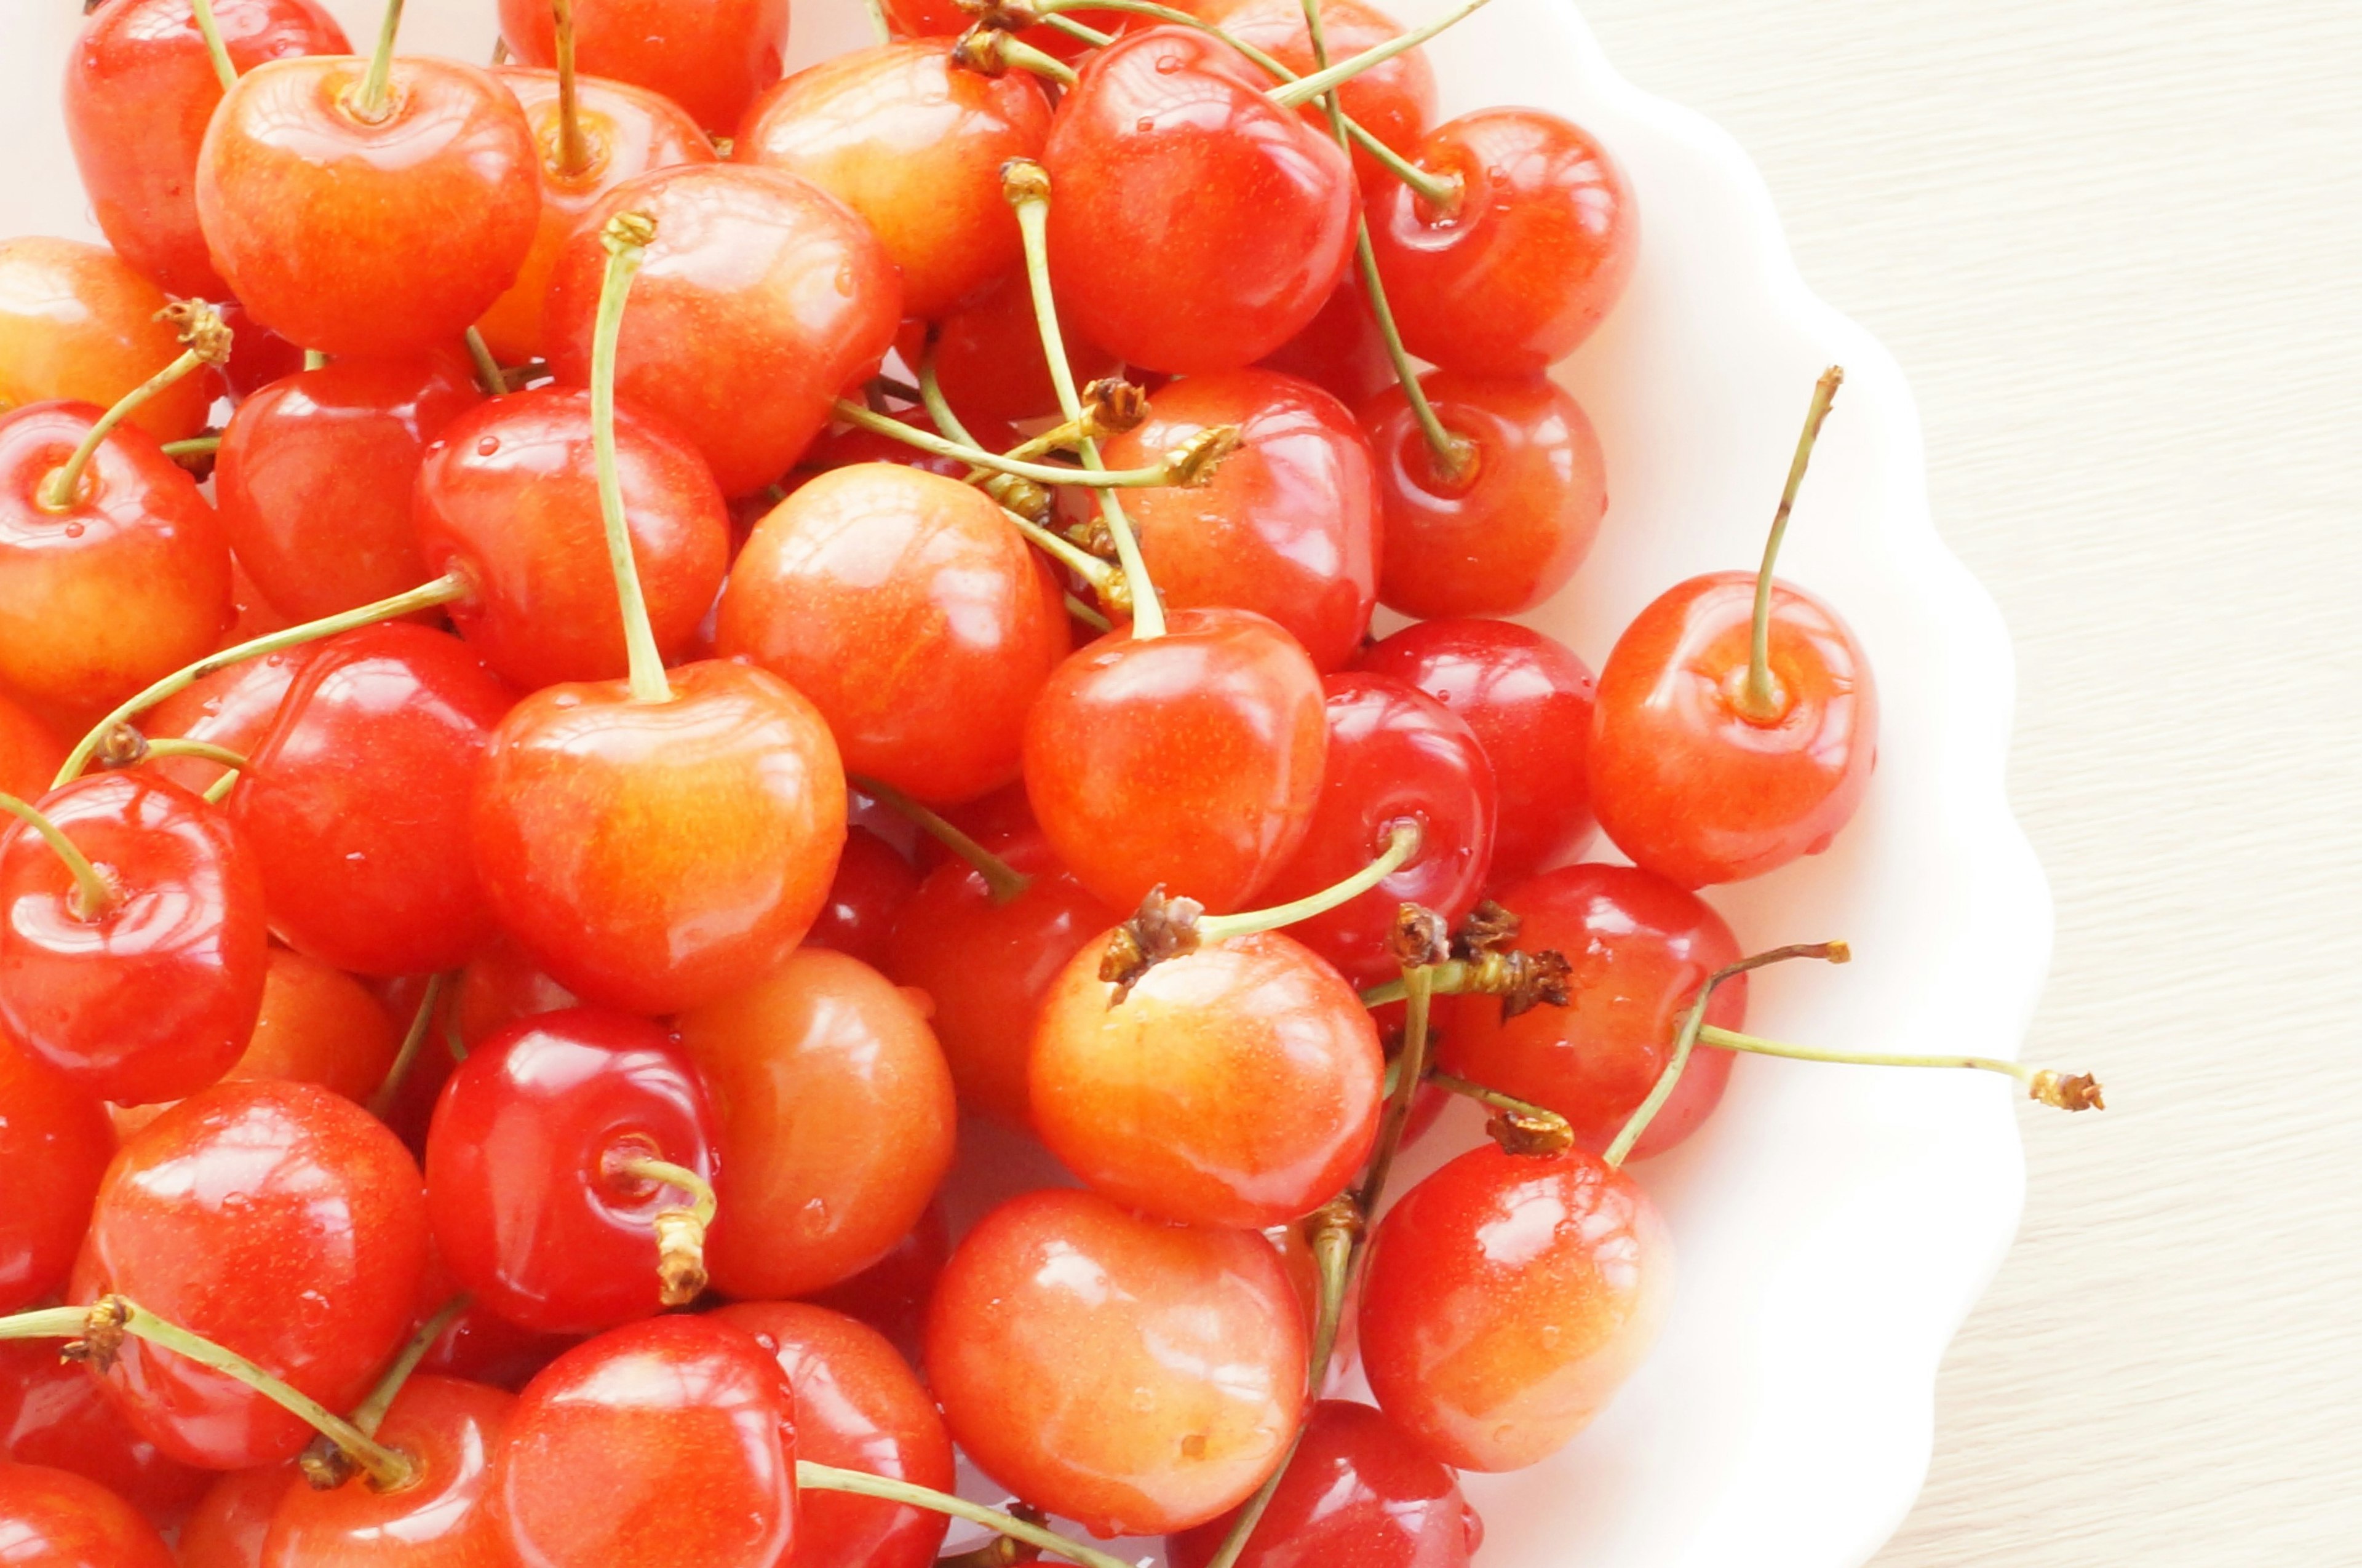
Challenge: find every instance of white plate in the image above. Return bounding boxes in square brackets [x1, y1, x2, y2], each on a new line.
[0, 3, 2048, 1564]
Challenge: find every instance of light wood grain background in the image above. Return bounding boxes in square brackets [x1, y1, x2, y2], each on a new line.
[1570, 2, 2362, 1561]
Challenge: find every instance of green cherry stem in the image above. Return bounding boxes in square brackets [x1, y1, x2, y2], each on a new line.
[800, 1463, 1131, 1568]
[190, 0, 239, 90]
[952, 27, 1078, 86]
[1266, 0, 1495, 108]
[111, 737, 249, 774]
[853, 773, 1033, 905]
[349, 0, 407, 125]
[1693, 1025, 2106, 1111]
[0, 793, 114, 920]
[201, 771, 240, 806]
[1195, 821, 1420, 944]
[1064, 591, 1113, 631]
[161, 434, 221, 460]
[368, 971, 450, 1120]
[38, 303, 231, 512]
[350, 1295, 469, 1439]
[551, 0, 592, 176]
[1356, 955, 1434, 1212]
[605, 1150, 717, 1304]
[463, 327, 504, 399]
[999, 507, 1127, 608]
[829, 399, 1222, 490]
[304, 349, 330, 371]
[590, 212, 671, 705]
[861, 0, 893, 44]
[1740, 366, 1843, 720]
[1426, 1067, 1566, 1125]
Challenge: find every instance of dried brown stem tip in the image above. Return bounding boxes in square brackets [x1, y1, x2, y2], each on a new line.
[1001, 156, 1054, 207]
[958, 0, 1041, 26]
[298, 1433, 361, 1490]
[158, 301, 233, 367]
[1475, 947, 1573, 1019]
[956, 25, 1016, 75]
[63, 1296, 130, 1373]
[1452, 899, 1521, 958]
[602, 210, 658, 253]
[2029, 1070, 2105, 1112]
[1387, 903, 1450, 970]
[1164, 424, 1243, 487]
[1084, 377, 1150, 435]
[939, 1502, 1052, 1567]
[653, 1208, 710, 1304]
[1487, 1108, 1577, 1158]
[92, 724, 148, 770]
[1099, 886, 1205, 1000]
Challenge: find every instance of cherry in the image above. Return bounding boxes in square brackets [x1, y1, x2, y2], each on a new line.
[926, 1187, 1307, 1536]
[217, 303, 307, 404]
[1259, 271, 1394, 412]
[0, 772, 268, 1105]
[0, 1046, 111, 1314]
[1355, 618, 1597, 882]
[216, 354, 480, 623]
[0, 698, 64, 806]
[135, 648, 311, 800]
[0, 1461, 175, 1568]
[1043, 27, 1355, 373]
[1199, 0, 1437, 189]
[426, 1008, 720, 1335]
[717, 463, 1069, 803]
[0, 239, 217, 445]
[1033, 928, 1383, 1229]
[1367, 108, 1637, 377]
[258, 1375, 512, 1568]
[883, 828, 1116, 1127]
[73, 1080, 430, 1470]
[880, 0, 1129, 63]
[451, 937, 580, 1051]
[196, 50, 539, 359]
[0, 1341, 208, 1528]
[674, 948, 957, 1299]
[1358, 1142, 1671, 1472]
[415, 387, 731, 690]
[1167, 1400, 1483, 1568]
[178, 1463, 295, 1568]
[229, 624, 511, 977]
[221, 945, 402, 1107]
[1023, 607, 1328, 914]
[799, 1199, 950, 1348]
[497, 0, 795, 136]
[806, 827, 920, 971]
[63, 0, 351, 301]
[911, 777, 1037, 870]
[713, 1302, 956, 1568]
[543, 164, 902, 496]
[1359, 370, 1607, 619]
[1251, 672, 1497, 987]
[495, 1314, 798, 1568]
[907, 270, 1119, 426]
[737, 40, 1052, 320]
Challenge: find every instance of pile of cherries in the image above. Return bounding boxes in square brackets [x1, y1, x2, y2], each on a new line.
[0, 0, 2101, 1564]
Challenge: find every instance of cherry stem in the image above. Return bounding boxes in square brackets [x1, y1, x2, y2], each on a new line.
[798, 1463, 1133, 1568]
[161, 434, 221, 459]
[0, 792, 114, 921]
[551, 0, 591, 176]
[590, 213, 671, 705]
[1740, 366, 1845, 721]
[913, 338, 1058, 523]
[55, 571, 471, 788]
[1196, 821, 1420, 944]
[1357, 953, 1527, 1008]
[954, 28, 1078, 86]
[107, 736, 249, 774]
[368, 971, 450, 1120]
[189, 0, 238, 91]
[999, 506, 1126, 606]
[830, 399, 1225, 491]
[1358, 952, 1436, 1212]
[201, 771, 239, 806]
[862, 0, 893, 44]
[351, 0, 405, 124]
[304, 349, 329, 370]
[1064, 592, 1112, 631]
[1695, 1025, 2105, 1112]
[1003, 159, 1167, 638]
[607, 1150, 717, 1305]
[38, 303, 229, 511]
[854, 773, 1032, 905]
[1268, 0, 1493, 106]
[463, 328, 503, 399]
[1426, 1067, 1567, 1127]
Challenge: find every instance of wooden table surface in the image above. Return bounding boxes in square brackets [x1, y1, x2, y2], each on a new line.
[1572, 2, 2362, 1560]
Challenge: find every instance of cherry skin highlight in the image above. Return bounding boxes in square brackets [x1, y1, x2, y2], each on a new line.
[1589, 571, 1879, 886]
[1360, 371, 1608, 619]
[0, 1461, 177, 1568]
[805, 827, 919, 971]
[675, 948, 958, 1299]
[1023, 607, 1329, 914]
[258, 1375, 514, 1568]
[1043, 27, 1356, 373]
[0, 1045, 113, 1312]
[497, 0, 795, 135]
[0, 239, 215, 443]
[1199, 0, 1439, 189]
[1368, 108, 1638, 377]
[0, 1341, 209, 1529]
[926, 1187, 1308, 1537]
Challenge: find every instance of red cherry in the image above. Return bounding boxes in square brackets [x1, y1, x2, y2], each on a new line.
[713, 1302, 955, 1568]
[216, 303, 307, 404]
[196, 57, 539, 358]
[216, 355, 480, 622]
[178, 1464, 295, 1568]
[0, 1045, 113, 1310]
[805, 827, 920, 971]
[1359, 371, 1607, 619]
[675, 949, 957, 1299]
[258, 1375, 512, 1568]
[879, 0, 1130, 64]
[415, 387, 731, 690]
[717, 463, 1069, 803]
[0, 239, 217, 445]
[0, 696, 65, 805]
[63, 0, 350, 300]
[909, 777, 1036, 871]
[135, 648, 311, 800]
[452, 936, 581, 1051]
[471, 658, 845, 1014]
[798, 1199, 949, 1348]
[1359, 1142, 1672, 1471]
[1251, 672, 1498, 987]
[1032, 929, 1383, 1229]
[1198, 0, 1437, 188]
[229, 624, 511, 977]
[219, 945, 401, 1106]
[74, 1080, 430, 1470]
[736, 41, 1051, 320]
[495, 1315, 798, 1568]
[0, 773, 267, 1105]
[543, 163, 902, 496]
[1257, 271, 1394, 412]
[926, 1188, 1307, 1536]
[1367, 109, 1637, 376]
[1023, 607, 1328, 914]
[0, 1342, 208, 1529]
[0, 1461, 175, 1568]
[497, 0, 794, 135]
[1354, 618, 1597, 882]
[1166, 1400, 1483, 1568]
[907, 271, 1119, 426]
[426, 1008, 719, 1335]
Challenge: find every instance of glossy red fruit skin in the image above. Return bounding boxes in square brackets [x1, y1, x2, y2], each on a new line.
[0, 1048, 113, 1312]
[714, 1302, 955, 1568]
[1356, 618, 1597, 881]
[1043, 28, 1356, 374]
[1254, 674, 1497, 987]
[0, 1342, 208, 1529]
[75, 1081, 431, 1470]
[910, 271, 1119, 426]
[0, 404, 231, 725]
[1367, 109, 1638, 377]
[0, 773, 268, 1106]
[1589, 571, 1879, 886]
[217, 356, 480, 622]
[1033, 930, 1384, 1229]
[229, 625, 511, 977]
[926, 1188, 1308, 1537]
[1023, 607, 1329, 915]
[495, 1315, 799, 1568]
[218, 302, 307, 404]
[805, 828, 918, 970]
[1441, 864, 1744, 1159]
[179, 1464, 295, 1568]
[138, 648, 311, 800]
[258, 1375, 512, 1568]
[471, 659, 846, 1016]
[1167, 1400, 1482, 1568]
[1200, 0, 1437, 189]
[426, 1009, 719, 1335]
[0, 239, 218, 445]
[1360, 372, 1607, 619]
[1258, 271, 1394, 412]
[416, 388, 730, 690]
[0, 695, 64, 805]
[64, 0, 351, 300]
[736, 42, 1051, 320]
[718, 463, 1069, 803]
[497, 0, 793, 135]
[798, 1200, 948, 1348]
[544, 163, 902, 496]
[0, 1461, 177, 1568]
